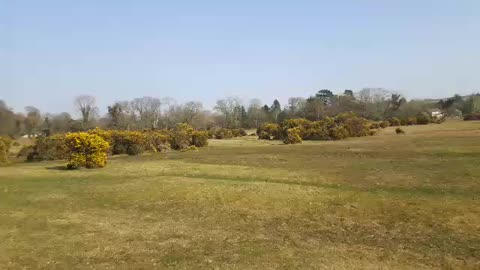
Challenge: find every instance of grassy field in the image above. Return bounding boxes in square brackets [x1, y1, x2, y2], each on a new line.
[1, 120, 479, 269]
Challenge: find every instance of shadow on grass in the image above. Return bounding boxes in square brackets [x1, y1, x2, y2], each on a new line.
[45, 165, 68, 171]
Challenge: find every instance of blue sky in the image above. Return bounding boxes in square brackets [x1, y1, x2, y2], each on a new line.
[1, 0, 479, 114]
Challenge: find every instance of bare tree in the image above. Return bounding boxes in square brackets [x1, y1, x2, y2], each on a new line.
[131, 96, 162, 129]
[214, 97, 242, 128]
[181, 101, 203, 124]
[74, 95, 98, 129]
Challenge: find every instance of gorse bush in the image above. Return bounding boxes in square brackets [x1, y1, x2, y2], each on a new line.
[259, 112, 371, 142]
[0, 141, 8, 165]
[65, 132, 110, 169]
[395, 127, 405, 134]
[145, 130, 171, 152]
[388, 117, 401, 126]
[257, 123, 282, 140]
[284, 127, 302, 144]
[170, 123, 194, 150]
[19, 125, 211, 168]
[214, 128, 233, 139]
[379, 121, 390, 128]
[192, 130, 209, 147]
[0, 136, 12, 152]
[27, 134, 67, 161]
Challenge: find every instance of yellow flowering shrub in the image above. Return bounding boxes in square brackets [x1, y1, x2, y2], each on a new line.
[192, 130, 209, 147]
[64, 132, 109, 169]
[145, 130, 171, 152]
[170, 123, 194, 150]
[283, 127, 302, 144]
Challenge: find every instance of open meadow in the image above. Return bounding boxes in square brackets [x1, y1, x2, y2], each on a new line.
[1, 120, 479, 269]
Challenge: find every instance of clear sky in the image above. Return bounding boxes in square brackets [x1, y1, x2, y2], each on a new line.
[1, 0, 479, 114]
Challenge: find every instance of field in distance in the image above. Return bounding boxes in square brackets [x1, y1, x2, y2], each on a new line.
[1, 120, 479, 269]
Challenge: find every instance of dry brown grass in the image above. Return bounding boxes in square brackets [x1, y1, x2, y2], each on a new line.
[0, 119, 479, 269]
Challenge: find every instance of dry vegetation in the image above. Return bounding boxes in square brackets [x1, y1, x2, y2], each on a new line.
[1, 120, 479, 269]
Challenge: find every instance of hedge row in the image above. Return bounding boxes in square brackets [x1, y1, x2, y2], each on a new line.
[208, 128, 247, 139]
[18, 123, 210, 169]
[257, 112, 372, 144]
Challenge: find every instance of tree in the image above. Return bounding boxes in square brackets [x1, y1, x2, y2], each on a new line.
[270, 99, 282, 123]
[0, 100, 17, 137]
[305, 97, 324, 121]
[344, 89, 354, 97]
[247, 99, 265, 128]
[131, 96, 162, 129]
[181, 101, 203, 125]
[287, 97, 306, 118]
[24, 106, 42, 137]
[74, 95, 98, 129]
[214, 97, 242, 128]
[316, 89, 334, 105]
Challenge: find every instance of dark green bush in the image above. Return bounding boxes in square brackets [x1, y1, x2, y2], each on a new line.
[145, 130, 171, 152]
[416, 112, 431, 125]
[12, 141, 21, 147]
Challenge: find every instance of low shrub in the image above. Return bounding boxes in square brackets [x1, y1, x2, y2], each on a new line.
[464, 112, 480, 121]
[214, 128, 233, 139]
[239, 129, 248, 136]
[17, 145, 35, 159]
[379, 121, 390, 128]
[342, 116, 369, 137]
[110, 131, 146, 155]
[400, 119, 408, 126]
[369, 130, 377, 136]
[388, 117, 401, 126]
[395, 127, 405, 134]
[369, 122, 380, 129]
[170, 123, 194, 150]
[258, 131, 271, 140]
[416, 112, 431, 125]
[27, 134, 67, 161]
[64, 132, 109, 169]
[0, 141, 8, 165]
[192, 130, 209, 147]
[145, 130, 171, 152]
[12, 141, 21, 147]
[257, 123, 282, 140]
[283, 127, 302, 144]
[329, 126, 348, 140]
[406, 117, 417, 125]
[0, 136, 12, 152]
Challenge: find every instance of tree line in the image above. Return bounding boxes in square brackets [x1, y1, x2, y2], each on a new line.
[1, 88, 479, 137]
